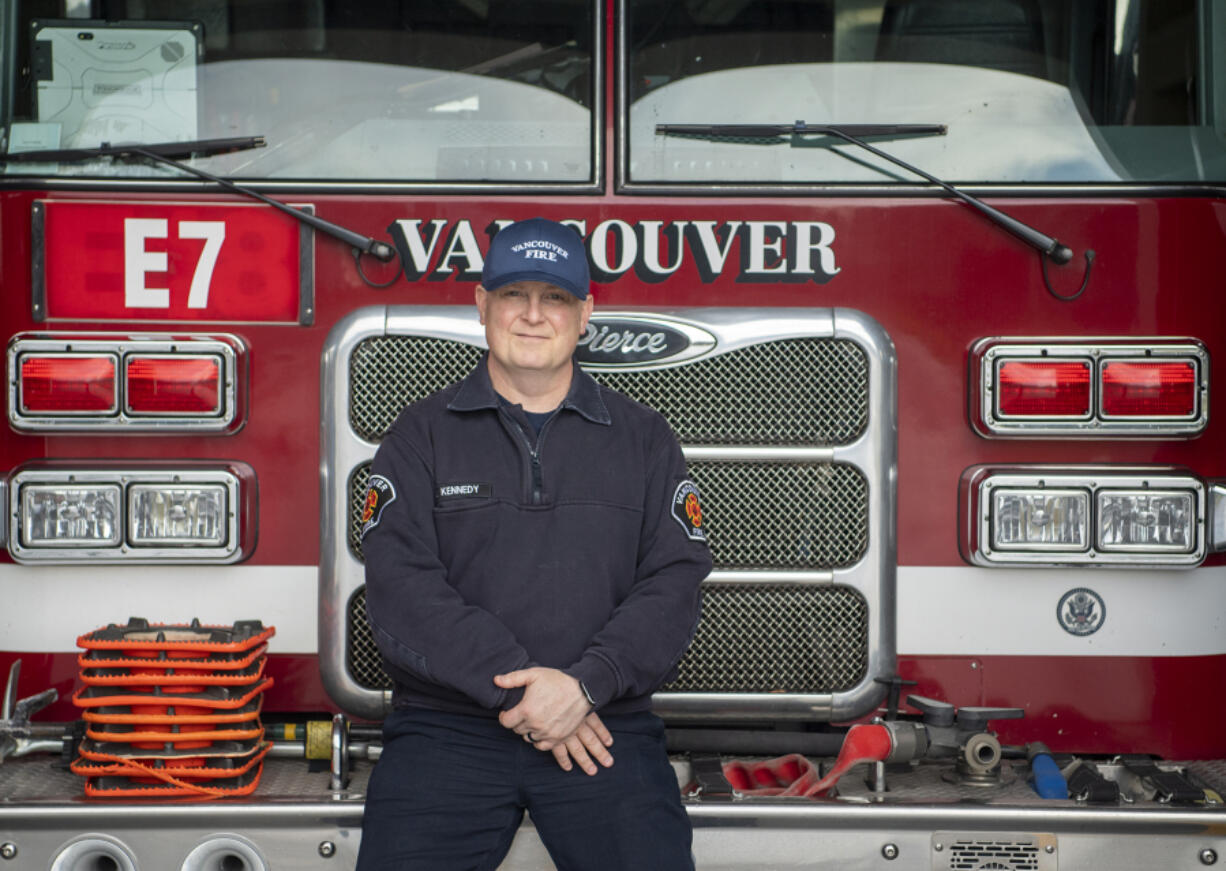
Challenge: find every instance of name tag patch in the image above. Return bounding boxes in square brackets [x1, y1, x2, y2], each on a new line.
[437, 482, 492, 500]
[671, 480, 706, 541]
[361, 475, 396, 539]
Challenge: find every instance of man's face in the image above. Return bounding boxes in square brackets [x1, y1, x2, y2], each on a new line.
[476, 280, 593, 381]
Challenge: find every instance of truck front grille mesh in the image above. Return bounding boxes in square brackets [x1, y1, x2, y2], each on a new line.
[349, 336, 868, 446]
[347, 583, 868, 693]
[349, 460, 868, 569]
[342, 329, 877, 706]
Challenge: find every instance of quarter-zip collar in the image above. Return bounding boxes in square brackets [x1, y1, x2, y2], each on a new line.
[447, 353, 612, 426]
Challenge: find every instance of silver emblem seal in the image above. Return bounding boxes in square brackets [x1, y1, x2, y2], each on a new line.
[1057, 587, 1105, 636]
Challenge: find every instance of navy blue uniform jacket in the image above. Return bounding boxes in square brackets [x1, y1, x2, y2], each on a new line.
[361, 354, 712, 717]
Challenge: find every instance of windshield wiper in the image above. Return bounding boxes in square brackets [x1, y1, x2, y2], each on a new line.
[1, 135, 397, 262]
[0, 135, 267, 163]
[658, 122, 946, 141]
[656, 121, 1095, 295]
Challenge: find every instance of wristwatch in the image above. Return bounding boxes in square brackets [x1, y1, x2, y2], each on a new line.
[579, 680, 597, 708]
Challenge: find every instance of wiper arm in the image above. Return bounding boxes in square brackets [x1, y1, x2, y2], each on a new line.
[2, 135, 397, 262]
[656, 121, 1080, 268]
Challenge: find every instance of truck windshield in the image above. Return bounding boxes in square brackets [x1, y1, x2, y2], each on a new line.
[1, 1, 594, 183]
[627, 0, 1226, 184]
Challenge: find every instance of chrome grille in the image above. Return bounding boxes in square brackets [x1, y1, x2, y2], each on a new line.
[689, 461, 867, 569]
[349, 336, 483, 441]
[349, 464, 371, 560]
[349, 460, 867, 569]
[348, 588, 390, 691]
[347, 583, 867, 694]
[348, 336, 868, 446]
[324, 307, 893, 723]
[664, 584, 867, 692]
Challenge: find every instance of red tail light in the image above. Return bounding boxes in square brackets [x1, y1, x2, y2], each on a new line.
[1101, 361, 1197, 417]
[997, 360, 1091, 417]
[125, 356, 222, 415]
[19, 355, 117, 413]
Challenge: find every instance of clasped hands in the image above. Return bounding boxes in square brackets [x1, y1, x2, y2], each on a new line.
[494, 667, 614, 776]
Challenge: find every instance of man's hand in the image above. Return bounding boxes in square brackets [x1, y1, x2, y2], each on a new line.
[494, 667, 591, 748]
[549, 713, 614, 775]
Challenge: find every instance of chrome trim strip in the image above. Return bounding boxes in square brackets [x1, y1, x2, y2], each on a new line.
[7, 333, 243, 433]
[6, 177, 1226, 198]
[4, 789, 1223, 830]
[7, 467, 243, 564]
[972, 470, 1206, 567]
[703, 570, 836, 585]
[976, 341, 1209, 437]
[320, 306, 896, 722]
[320, 307, 393, 720]
[1212, 482, 1226, 552]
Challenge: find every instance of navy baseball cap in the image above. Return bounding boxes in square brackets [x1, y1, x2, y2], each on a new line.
[481, 218, 590, 300]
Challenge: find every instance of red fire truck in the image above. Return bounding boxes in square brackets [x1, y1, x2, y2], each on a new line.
[2, 0, 1225, 868]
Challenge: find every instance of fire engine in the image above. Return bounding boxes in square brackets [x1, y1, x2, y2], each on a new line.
[1, 0, 1225, 868]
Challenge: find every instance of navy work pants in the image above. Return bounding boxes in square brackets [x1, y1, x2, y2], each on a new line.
[355, 707, 694, 871]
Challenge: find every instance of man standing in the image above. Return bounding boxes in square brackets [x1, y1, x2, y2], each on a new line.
[356, 217, 712, 870]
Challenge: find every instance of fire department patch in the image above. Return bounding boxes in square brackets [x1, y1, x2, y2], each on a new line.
[360, 475, 396, 539]
[1057, 587, 1105, 637]
[671, 480, 706, 542]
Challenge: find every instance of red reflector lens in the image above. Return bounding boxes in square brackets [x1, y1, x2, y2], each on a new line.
[1101, 361, 1197, 417]
[125, 357, 222, 415]
[20, 355, 117, 412]
[997, 360, 1091, 416]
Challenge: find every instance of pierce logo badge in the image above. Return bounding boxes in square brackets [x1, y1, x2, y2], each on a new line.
[1057, 587, 1105, 636]
[671, 480, 706, 541]
[360, 475, 396, 539]
[575, 316, 717, 368]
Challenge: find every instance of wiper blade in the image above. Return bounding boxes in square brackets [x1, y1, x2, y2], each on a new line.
[656, 120, 1081, 269]
[0, 135, 266, 163]
[656, 122, 946, 140]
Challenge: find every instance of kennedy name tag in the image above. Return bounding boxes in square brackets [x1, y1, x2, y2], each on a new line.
[437, 482, 492, 500]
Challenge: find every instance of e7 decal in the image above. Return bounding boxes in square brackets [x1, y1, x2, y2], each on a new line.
[125, 218, 226, 309]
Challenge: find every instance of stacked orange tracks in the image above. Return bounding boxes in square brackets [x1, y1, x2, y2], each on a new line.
[70, 618, 275, 798]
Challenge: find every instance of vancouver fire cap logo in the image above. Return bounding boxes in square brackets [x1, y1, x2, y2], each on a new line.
[1057, 587, 1105, 637]
[360, 475, 396, 539]
[671, 480, 706, 542]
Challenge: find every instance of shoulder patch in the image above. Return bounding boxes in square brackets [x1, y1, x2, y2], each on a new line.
[671, 480, 706, 542]
[360, 475, 396, 539]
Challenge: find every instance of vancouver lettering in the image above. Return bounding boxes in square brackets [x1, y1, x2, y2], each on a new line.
[387, 218, 840, 285]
